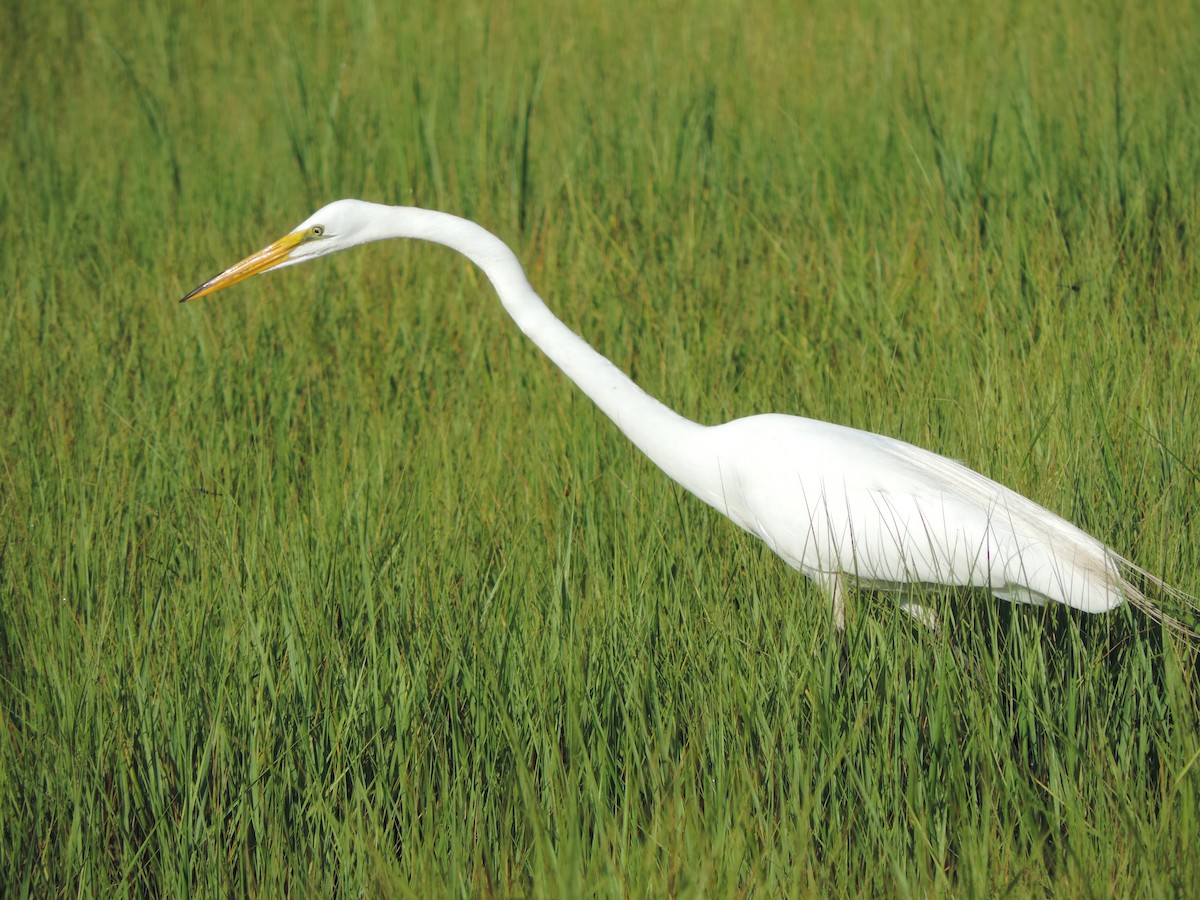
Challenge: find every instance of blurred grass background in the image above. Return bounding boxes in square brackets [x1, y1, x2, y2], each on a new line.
[2, 0, 1199, 894]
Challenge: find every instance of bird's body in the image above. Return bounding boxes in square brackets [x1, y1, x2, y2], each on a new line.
[701, 414, 1126, 623]
[182, 199, 1196, 637]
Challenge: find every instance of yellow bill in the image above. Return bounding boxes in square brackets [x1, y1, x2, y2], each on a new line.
[180, 230, 308, 303]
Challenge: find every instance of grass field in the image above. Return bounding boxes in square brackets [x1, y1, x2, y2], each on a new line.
[3, 0, 1200, 894]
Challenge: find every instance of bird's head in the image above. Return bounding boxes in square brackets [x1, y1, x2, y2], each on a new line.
[180, 199, 382, 302]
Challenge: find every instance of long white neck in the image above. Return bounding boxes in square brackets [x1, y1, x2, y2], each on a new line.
[367, 204, 715, 497]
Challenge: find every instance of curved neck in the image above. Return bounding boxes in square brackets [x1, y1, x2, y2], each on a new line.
[374, 205, 713, 494]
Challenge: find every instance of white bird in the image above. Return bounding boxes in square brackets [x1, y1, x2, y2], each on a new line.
[181, 199, 1198, 639]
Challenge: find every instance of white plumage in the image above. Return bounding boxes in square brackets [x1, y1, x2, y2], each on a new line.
[182, 199, 1197, 639]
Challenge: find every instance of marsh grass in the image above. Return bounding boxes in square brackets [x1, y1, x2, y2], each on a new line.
[2, 0, 1199, 894]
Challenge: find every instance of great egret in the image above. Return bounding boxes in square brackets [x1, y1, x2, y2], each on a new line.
[181, 199, 1197, 638]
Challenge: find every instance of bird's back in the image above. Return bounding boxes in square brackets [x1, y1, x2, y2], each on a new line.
[702, 414, 1126, 613]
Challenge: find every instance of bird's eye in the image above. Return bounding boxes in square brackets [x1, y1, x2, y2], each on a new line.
[310, 225, 324, 237]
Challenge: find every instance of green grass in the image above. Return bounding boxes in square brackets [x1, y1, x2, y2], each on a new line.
[3, 0, 1200, 894]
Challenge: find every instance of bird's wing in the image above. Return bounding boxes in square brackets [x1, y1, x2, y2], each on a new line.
[712, 415, 1126, 612]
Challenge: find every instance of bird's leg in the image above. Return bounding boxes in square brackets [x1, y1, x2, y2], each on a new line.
[899, 595, 938, 630]
[817, 573, 846, 630]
